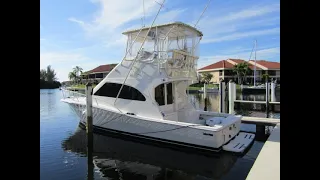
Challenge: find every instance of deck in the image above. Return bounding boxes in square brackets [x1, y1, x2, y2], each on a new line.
[246, 123, 280, 180]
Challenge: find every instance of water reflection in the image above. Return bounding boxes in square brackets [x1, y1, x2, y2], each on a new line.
[62, 127, 242, 180]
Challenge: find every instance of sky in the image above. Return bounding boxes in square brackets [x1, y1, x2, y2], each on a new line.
[40, 0, 280, 82]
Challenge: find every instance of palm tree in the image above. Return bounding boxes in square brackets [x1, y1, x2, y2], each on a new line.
[68, 71, 77, 83]
[72, 66, 83, 84]
[232, 62, 251, 84]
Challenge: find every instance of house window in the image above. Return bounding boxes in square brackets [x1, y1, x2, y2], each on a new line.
[94, 83, 146, 101]
[155, 82, 173, 106]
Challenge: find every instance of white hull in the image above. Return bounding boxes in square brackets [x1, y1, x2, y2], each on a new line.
[67, 101, 241, 150]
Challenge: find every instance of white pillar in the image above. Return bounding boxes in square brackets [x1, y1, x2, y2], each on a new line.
[233, 83, 236, 101]
[219, 80, 226, 113]
[229, 81, 235, 114]
[271, 81, 276, 102]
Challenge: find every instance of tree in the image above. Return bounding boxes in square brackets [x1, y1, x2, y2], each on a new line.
[201, 72, 213, 84]
[40, 65, 57, 82]
[40, 65, 60, 89]
[68, 71, 77, 83]
[46, 65, 57, 82]
[232, 62, 251, 84]
[262, 74, 270, 83]
[40, 69, 46, 80]
[70, 66, 83, 84]
[73, 66, 83, 77]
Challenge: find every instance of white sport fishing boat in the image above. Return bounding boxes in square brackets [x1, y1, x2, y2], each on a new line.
[61, 13, 254, 153]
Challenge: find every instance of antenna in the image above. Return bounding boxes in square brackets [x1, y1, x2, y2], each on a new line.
[142, 0, 145, 27]
[254, 39, 257, 87]
[194, 0, 212, 28]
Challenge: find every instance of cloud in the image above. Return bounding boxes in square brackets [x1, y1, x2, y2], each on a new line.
[40, 52, 96, 81]
[201, 28, 279, 43]
[198, 47, 280, 68]
[69, 0, 160, 35]
[195, 3, 280, 43]
[68, 17, 85, 25]
[207, 3, 279, 25]
[40, 52, 89, 69]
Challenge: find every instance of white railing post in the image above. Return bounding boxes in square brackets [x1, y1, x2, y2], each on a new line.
[229, 80, 235, 114]
[271, 80, 276, 102]
[219, 79, 226, 113]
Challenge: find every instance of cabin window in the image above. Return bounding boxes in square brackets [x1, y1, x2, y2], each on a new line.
[94, 83, 146, 101]
[155, 84, 165, 105]
[167, 83, 173, 104]
[154, 82, 173, 106]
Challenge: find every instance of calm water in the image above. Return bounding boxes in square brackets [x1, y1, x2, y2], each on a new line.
[40, 89, 279, 180]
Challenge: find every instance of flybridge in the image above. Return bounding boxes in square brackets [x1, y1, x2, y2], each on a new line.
[122, 22, 202, 81]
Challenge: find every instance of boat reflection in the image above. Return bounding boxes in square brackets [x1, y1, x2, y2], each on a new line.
[62, 125, 240, 180]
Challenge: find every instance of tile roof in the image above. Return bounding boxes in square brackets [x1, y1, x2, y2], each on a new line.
[199, 59, 278, 70]
[249, 60, 280, 69]
[198, 60, 234, 70]
[83, 64, 118, 74]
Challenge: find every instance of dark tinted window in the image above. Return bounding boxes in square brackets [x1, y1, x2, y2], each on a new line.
[155, 83, 173, 106]
[94, 83, 146, 101]
[155, 84, 165, 105]
[166, 83, 173, 104]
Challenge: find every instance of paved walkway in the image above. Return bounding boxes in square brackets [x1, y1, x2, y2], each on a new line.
[246, 123, 280, 180]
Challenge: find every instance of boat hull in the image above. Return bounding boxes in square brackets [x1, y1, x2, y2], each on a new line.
[68, 103, 241, 150]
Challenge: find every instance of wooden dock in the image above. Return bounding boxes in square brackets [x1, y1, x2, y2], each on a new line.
[246, 123, 280, 180]
[241, 116, 280, 126]
[234, 100, 280, 105]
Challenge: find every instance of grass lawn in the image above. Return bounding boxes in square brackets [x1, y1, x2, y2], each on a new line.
[70, 84, 97, 89]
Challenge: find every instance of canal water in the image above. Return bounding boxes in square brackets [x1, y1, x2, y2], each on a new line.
[40, 89, 279, 180]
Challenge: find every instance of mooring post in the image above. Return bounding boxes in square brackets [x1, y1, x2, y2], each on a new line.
[256, 124, 266, 141]
[228, 80, 235, 114]
[85, 83, 94, 180]
[233, 83, 236, 101]
[219, 80, 226, 113]
[265, 80, 270, 118]
[271, 80, 276, 102]
[204, 83, 207, 111]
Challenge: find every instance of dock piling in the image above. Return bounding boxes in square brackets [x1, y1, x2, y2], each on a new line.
[271, 80, 276, 102]
[265, 81, 270, 118]
[219, 80, 226, 113]
[228, 80, 235, 114]
[204, 83, 207, 111]
[85, 83, 94, 180]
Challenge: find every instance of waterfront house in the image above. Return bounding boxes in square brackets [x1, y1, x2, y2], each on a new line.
[80, 63, 118, 83]
[197, 59, 280, 84]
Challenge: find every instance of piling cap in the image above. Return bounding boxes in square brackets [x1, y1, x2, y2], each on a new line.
[229, 79, 233, 83]
[86, 82, 93, 87]
[220, 78, 225, 82]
